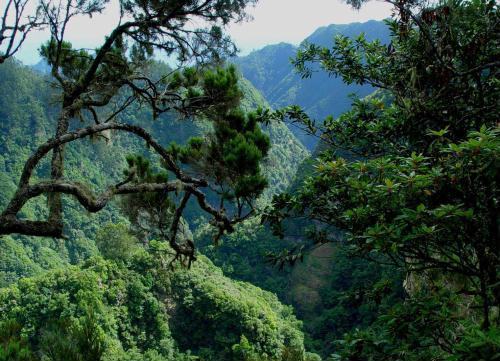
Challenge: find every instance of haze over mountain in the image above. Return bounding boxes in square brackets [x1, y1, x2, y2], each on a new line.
[233, 20, 390, 150]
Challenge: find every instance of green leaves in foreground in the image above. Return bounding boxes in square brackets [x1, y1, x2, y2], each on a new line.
[264, 1, 499, 358]
[267, 127, 499, 310]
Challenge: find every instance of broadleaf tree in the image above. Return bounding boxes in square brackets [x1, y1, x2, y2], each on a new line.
[263, 0, 499, 357]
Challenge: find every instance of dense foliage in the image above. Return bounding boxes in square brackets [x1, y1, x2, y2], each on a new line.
[0, 239, 312, 360]
[265, 0, 499, 359]
[1, 0, 498, 359]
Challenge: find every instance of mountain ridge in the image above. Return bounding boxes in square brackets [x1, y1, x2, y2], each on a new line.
[232, 20, 391, 150]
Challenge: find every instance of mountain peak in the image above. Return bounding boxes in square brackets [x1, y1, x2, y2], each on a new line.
[305, 19, 390, 46]
[234, 20, 390, 151]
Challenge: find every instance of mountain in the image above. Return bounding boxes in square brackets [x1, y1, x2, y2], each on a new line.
[233, 20, 391, 150]
[31, 59, 51, 74]
[0, 58, 318, 360]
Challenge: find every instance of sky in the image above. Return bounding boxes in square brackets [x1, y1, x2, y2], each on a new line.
[228, 0, 391, 53]
[8, 0, 392, 65]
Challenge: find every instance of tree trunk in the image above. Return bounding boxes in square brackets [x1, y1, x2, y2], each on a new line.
[48, 108, 71, 228]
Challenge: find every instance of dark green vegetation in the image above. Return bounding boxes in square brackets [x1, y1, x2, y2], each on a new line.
[265, 0, 500, 359]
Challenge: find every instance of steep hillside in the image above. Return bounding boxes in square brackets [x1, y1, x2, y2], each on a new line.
[0, 59, 307, 286]
[0, 247, 315, 360]
[234, 43, 297, 102]
[0, 57, 318, 361]
[233, 20, 390, 150]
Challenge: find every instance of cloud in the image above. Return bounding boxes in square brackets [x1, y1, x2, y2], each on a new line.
[10, 0, 391, 64]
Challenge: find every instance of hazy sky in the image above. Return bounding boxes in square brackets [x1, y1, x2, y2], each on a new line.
[229, 0, 391, 53]
[11, 0, 391, 65]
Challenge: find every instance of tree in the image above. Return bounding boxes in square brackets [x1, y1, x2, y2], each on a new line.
[0, 248, 310, 360]
[0, 0, 46, 63]
[264, 0, 499, 349]
[0, 0, 269, 264]
[95, 222, 139, 261]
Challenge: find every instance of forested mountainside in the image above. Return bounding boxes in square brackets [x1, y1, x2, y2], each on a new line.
[0, 247, 313, 360]
[0, 58, 320, 360]
[0, 47, 404, 361]
[2, 56, 363, 358]
[0, 47, 403, 361]
[1, 0, 498, 359]
[233, 20, 390, 150]
[0, 58, 307, 286]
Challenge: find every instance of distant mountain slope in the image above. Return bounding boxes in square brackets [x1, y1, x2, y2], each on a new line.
[234, 43, 297, 102]
[233, 20, 390, 150]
